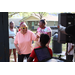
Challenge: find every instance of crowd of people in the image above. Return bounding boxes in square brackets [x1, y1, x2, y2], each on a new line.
[9, 19, 52, 62]
[9, 19, 74, 62]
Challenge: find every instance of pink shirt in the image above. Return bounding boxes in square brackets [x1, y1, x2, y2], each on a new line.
[37, 27, 52, 34]
[36, 27, 52, 42]
[14, 30, 36, 54]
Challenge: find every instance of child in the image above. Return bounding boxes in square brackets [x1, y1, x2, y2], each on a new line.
[27, 34, 53, 62]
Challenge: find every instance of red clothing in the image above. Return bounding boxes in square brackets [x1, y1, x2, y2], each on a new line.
[30, 46, 53, 62]
[18, 29, 21, 31]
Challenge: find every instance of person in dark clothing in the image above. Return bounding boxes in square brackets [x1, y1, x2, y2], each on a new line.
[58, 24, 75, 62]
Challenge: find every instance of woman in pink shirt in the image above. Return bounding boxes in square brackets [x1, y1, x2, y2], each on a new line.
[14, 22, 38, 62]
[34, 19, 52, 47]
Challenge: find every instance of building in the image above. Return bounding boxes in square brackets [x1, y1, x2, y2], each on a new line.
[9, 18, 22, 27]
[20, 14, 58, 30]
[9, 14, 58, 30]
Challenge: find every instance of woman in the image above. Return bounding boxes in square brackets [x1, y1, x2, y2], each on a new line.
[9, 21, 16, 62]
[34, 19, 52, 47]
[14, 22, 38, 62]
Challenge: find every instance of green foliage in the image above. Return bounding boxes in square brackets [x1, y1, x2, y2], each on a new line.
[9, 12, 48, 19]
[33, 12, 48, 19]
[9, 12, 75, 19]
[8, 12, 20, 18]
[18, 12, 33, 18]
[8, 12, 32, 18]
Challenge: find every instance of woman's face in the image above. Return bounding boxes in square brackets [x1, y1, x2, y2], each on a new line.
[20, 23, 27, 33]
[39, 21, 45, 28]
[10, 23, 14, 28]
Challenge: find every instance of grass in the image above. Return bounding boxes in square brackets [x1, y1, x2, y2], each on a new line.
[10, 31, 67, 62]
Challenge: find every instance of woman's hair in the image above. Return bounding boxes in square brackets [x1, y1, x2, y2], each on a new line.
[20, 22, 27, 27]
[10, 21, 14, 25]
[20, 22, 24, 26]
[40, 34, 50, 45]
[40, 19, 47, 25]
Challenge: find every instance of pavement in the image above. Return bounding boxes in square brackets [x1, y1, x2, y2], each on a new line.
[10, 58, 27, 62]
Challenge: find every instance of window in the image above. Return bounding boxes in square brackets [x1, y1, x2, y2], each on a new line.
[35, 21, 38, 26]
[32, 22, 34, 26]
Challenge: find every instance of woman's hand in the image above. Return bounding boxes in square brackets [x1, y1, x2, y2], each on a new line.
[9, 36, 14, 39]
[14, 44, 21, 55]
[46, 44, 49, 47]
[36, 35, 40, 38]
[18, 51, 21, 55]
[57, 25, 59, 28]
[17, 49, 21, 55]
[12, 36, 14, 39]
[35, 35, 40, 41]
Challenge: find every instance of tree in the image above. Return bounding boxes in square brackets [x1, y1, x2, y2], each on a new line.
[33, 12, 48, 19]
[9, 12, 48, 19]
[8, 12, 32, 18]
[9, 12, 75, 18]
[8, 12, 20, 18]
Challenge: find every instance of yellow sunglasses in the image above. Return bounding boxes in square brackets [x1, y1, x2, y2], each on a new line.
[21, 27, 28, 29]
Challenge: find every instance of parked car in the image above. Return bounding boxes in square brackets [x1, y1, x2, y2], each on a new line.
[14, 26, 20, 32]
[14, 26, 20, 28]
[50, 26, 58, 29]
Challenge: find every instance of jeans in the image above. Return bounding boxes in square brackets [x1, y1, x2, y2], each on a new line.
[67, 55, 73, 62]
[18, 53, 31, 62]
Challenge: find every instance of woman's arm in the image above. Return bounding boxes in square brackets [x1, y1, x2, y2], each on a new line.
[31, 32, 39, 41]
[9, 36, 14, 38]
[27, 57, 33, 62]
[58, 24, 67, 35]
[14, 44, 21, 55]
[27, 49, 35, 62]
[47, 32, 51, 47]
[68, 45, 74, 53]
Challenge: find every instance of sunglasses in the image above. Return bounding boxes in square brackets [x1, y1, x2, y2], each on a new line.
[21, 27, 27, 29]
